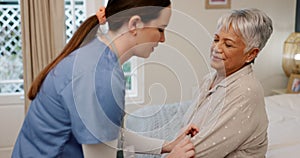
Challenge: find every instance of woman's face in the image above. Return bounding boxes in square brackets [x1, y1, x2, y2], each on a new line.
[133, 6, 172, 58]
[210, 26, 249, 76]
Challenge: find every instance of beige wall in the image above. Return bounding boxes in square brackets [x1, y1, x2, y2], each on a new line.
[133, 0, 296, 109]
[85, 0, 103, 17]
[0, 95, 24, 158]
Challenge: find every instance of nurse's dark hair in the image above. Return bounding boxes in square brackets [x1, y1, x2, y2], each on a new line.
[28, 0, 171, 100]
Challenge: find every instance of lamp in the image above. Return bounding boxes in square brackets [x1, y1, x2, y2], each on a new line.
[282, 0, 300, 76]
[282, 33, 300, 76]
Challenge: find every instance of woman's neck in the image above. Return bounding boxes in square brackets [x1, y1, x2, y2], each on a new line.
[210, 73, 226, 90]
[98, 31, 134, 65]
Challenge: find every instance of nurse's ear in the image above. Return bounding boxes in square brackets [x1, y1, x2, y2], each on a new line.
[128, 15, 144, 36]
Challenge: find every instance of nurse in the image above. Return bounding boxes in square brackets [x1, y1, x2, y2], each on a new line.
[12, 0, 198, 157]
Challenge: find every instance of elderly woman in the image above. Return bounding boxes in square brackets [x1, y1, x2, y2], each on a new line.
[183, 8, 273, 157]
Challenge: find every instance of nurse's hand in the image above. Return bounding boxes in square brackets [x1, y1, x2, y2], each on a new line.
[162, 124, 199, 153]
[166, 136, 196, 158]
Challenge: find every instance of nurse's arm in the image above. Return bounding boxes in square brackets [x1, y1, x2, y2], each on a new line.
[82, 139, 118, 158]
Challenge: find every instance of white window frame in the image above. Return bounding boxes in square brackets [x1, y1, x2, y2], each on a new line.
[0, 93, 24, 105]
[123, 57, 145, 104]
[0, 0, 24, 105]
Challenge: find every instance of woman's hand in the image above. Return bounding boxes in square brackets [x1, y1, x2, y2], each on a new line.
[183, 124, 199, 137]
[162, 124, 199, 153]
[166, 136, 196, 158]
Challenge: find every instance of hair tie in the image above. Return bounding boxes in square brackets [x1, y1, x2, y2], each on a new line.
[96, 6, 106, 25]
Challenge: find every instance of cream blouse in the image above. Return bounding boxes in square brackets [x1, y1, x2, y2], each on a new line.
[185, 65, 268, 158]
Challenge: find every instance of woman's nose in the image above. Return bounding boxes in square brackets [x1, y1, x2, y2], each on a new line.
[159, 32, 165, 43]
[213, 42, 222, 53]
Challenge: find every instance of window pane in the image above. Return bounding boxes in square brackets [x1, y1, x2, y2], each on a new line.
[64, 0, 86, 42]
[123, 58, 134, 91]
[125, 75, 132, 90]
[123, 61, 131, 73]
[0, 1, 23, 94]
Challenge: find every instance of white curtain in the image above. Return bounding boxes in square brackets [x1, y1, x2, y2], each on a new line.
[20, 0, 65, 113]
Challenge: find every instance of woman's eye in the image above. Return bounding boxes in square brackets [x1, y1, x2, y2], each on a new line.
[158, 28, 164, 33]
[225, 43, 232, 47]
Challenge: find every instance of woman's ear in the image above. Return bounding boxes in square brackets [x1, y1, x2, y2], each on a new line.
[128, 15, 144, 36]
[246, 48, 259, 63]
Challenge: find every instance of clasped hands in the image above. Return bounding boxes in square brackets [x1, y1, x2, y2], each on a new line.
[163, 124, 199, 158]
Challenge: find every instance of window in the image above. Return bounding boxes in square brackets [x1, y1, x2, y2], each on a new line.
[65, 0, 86, 42]
[0, 0, 87, 95]
[123, 57, 144, 104]
[0, 0, 23, 95]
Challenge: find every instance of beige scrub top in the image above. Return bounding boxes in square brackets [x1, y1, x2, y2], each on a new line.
[184, 65, 268, 158]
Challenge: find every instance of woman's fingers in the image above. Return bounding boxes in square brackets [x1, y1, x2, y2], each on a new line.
[185, 149, 196, 158]
[180, 137, 195, 150]
[170, 137, 195, 158]
[178, 136, 190, 147]
[185, 124, 199, 137]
